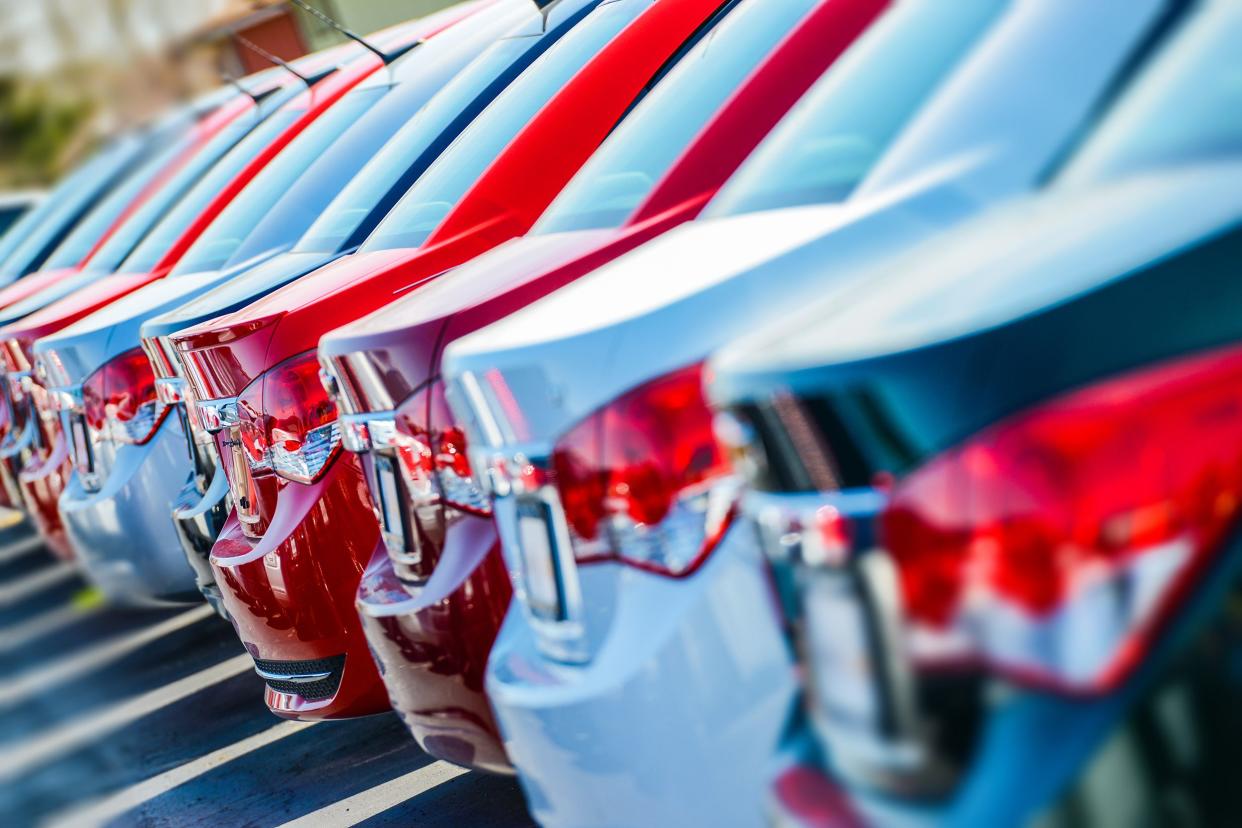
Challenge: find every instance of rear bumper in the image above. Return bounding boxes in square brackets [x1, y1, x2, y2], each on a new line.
[210, 455, 389, 720]
[486, 525, 797, 828]
[356, 512, 513, 773]
[59, 417, 199, 605]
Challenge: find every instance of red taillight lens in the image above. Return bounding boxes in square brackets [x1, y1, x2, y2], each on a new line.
[550, 363, 734, 577]
[392, 384, 436, 503]
[882, 344, 1242, 692]
[81, 347, 168, 446]
[235, 351, 340, 484]
[236, 377, 270, 474]
[390, 380, 492, 517]
[427, 380, 490, 516]
[265, 352, 340, 484]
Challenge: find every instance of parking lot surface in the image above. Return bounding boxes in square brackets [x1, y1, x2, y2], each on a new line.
[0, 517, 536, 828]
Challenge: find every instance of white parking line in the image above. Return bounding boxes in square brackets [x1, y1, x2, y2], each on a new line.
[0, 653, 252, 783]
[0, 603, 104, 655]
[0, 532, 44, 566]
[0, 561, 77, 608]
[0, 604, 215, 709]
[274, 762, 469, 828]
[46, 719, 315, 828]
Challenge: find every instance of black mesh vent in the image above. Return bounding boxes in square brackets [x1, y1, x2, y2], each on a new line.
[253, 654, 346, 700]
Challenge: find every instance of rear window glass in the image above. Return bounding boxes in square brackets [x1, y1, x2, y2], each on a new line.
[1062, 2, 1242, 184]
[705, 0, 1003, 217]
[535, 0, 821, 233]
[361, 0, 642, 252]
[115, 110, 299, 274]
[172, 88, 387, 275]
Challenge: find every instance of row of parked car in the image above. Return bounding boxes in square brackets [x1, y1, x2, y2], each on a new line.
[1, 0, 1239, 823]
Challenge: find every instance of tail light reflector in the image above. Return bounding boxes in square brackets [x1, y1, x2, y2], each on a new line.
[881, 344, 1242, 693]
[81, 347, 169, 446]
[550, 363, 735, 577]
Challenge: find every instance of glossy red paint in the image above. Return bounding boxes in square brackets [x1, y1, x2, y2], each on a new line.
[175, 0, 734, 738]
[354, 522, 513, 772]
[210, 456, 391, 719]
[316, 0, 886, 762]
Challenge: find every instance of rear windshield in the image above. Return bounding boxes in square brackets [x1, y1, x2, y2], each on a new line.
[1062, 1, 1242, 184]
[0, 205, 26, 237]
[294, 36, 536, 254]
[705, 0, 1003, 217]
[172, 87, 387, 275]
[0, 136, 142, 279]
[535, 0, 820, 234]
[116, 110, 300, 274]
[40, 134, 194, 271]
[84, 114, 264, 273]
[361, 0, 642, 252]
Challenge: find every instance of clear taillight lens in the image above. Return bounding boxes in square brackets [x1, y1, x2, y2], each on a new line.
[882, 343, 1242, 693]
[81, 347, 168, 446]
[550, 363, 734, 577]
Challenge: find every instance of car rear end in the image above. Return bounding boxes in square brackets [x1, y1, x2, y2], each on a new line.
[709, 6, 1242, 819]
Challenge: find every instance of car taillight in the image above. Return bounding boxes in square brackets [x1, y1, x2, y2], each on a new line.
[236, 376, 271, 474]
[233, 351, 340, 484]
[265, 352, 340, 484]
[882, 343, 1242, 693]
[81, 347, 169, 446]
[550, 363, 735, 577]
[425, 380, 491, 517]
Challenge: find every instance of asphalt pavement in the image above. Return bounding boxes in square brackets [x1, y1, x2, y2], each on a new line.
[0, 515, 536, 828]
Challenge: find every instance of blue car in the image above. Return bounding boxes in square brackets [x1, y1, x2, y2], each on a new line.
[707, 2, 1242, 824]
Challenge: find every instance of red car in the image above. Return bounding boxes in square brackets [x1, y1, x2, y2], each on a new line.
[0, 20, 441, 559]
[171, 0, 733, 750]
[320, 0, 885, 770]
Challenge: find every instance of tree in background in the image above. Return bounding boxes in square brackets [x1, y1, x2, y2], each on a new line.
[0, 78, 93, 188]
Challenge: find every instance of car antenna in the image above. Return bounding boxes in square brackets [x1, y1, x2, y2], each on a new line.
[286, 0, 406, 65]
[234, 33, 314, 85]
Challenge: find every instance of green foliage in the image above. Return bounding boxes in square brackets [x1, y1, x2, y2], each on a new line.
[0, 77, 94, 187]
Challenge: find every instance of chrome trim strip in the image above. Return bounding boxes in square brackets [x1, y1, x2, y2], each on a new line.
[253, 665, 332, 684]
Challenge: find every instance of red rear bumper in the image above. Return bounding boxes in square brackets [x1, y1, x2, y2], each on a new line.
[356, 510, 513, 773]
[209, 456, 389, 720]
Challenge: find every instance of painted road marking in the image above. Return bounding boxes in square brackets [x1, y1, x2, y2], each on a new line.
[46, 719, 315, 828]
[0, 604, 215, 709]
[0, 653, 252, 783]
[0, 533, 44, 566]
[273, 761, 470, 828]
[0, 603, 104, 656]
[0, 561, 77, 608]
